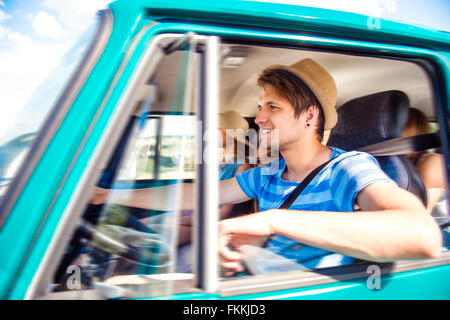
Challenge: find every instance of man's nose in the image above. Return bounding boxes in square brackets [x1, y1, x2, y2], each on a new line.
[255, 109, 269, 125]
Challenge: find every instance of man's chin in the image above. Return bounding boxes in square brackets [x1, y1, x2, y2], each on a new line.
[259, 136, 271, 149]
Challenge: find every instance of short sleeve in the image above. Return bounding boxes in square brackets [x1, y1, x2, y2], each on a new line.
[219, 163, 240, 181]
[329, 152, 396, 212]
[235, 166, 262, 200]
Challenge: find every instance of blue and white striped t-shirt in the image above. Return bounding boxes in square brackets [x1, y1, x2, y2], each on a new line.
[235, 147, 395, 270]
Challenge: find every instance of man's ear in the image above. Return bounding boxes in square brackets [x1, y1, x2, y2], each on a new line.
[306, 105, 320, 122]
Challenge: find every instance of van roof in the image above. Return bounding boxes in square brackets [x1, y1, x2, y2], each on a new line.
[111, 0, 449, 51]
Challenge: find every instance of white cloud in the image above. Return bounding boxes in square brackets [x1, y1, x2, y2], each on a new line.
[7, 32, 34, 48]
[43, 0, 110, 31]
[0, 0, 112, 142]
[0, 38, 71, 139]
[32, 11, 67, 39]
[0, 0, 110, 141]
[0, 25, 10, 39]
[0, 8, 12, 22]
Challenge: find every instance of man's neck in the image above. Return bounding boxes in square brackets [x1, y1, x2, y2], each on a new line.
[281, 139, 332, 182]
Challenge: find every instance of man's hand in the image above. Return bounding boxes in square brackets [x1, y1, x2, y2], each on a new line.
[89, 187, 109, 205]
[218, 211, 275, 276]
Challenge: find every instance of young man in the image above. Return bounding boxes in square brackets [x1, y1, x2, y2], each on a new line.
[91, 59, 442, 276]
[216, 58, 442, 275]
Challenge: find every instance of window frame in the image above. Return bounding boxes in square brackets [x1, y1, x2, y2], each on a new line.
[212, 32, 450, 297]
[219, 253, 450, 298]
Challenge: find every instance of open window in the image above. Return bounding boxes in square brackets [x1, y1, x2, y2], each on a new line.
[215, 39, 449, 297]
[26, 32, 224, 300]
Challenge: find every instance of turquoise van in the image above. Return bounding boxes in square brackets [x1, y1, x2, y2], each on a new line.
[0, 0, 449, 300]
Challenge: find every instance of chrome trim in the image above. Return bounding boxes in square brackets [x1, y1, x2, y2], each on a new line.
[219, 252, 450, 298]
[196, 36, 220, 293]
[0, 9, 113, 228]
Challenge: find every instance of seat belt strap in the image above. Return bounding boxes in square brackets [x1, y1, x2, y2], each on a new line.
[279, 158, 333, 210]
[279, 132, 440, 209]
[357, 133, 440, 156]
[260, 158, 334, 249]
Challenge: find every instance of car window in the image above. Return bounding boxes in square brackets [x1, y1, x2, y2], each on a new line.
[116, 115, 196, 181]
[50, 43, 199, 299]
[217, 40, 449, 288]
[0, 21, 99, 200]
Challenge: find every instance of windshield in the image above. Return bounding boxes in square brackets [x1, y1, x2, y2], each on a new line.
[116, 115, 197, 181]
[0, 20, 99, 199]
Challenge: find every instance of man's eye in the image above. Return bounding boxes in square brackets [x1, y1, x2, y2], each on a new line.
[270, 105, 278, 110]
[257, 105, 262, 111]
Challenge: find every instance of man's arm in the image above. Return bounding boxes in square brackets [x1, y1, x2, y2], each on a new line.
[219, 182, 442, 273]
[417, 154, 446, 189]
[90, 177, 251, 210]
[90, 184, 195, 211]
[219, 177, 252, 205]
[273, 182, 442, 261]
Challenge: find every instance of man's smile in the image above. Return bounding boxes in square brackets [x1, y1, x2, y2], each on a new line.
[259, 128, 273, 136]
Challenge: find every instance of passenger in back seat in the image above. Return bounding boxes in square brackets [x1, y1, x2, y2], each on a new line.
[402, 107, 447, 214]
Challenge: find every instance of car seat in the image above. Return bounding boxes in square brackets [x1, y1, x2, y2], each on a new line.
[327, 90, 427, 205]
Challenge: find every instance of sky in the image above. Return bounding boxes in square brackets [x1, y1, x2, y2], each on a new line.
[0, 0, 111, 141]
[255, 0, 450, 31]
[0, 0, 448, 142]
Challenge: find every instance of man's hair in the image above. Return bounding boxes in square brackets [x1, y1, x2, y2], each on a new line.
[257, 68, 325, 141]
[403, 107, 430, 137]
[402, 107, 431, 165]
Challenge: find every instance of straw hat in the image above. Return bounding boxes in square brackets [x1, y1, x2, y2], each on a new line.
[219, 111, 250, 146]
[263, 58, 338, 130]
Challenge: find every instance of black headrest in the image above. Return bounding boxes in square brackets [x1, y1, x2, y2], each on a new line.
[327, 90, 410, 148]
[327, 90, 427, 205]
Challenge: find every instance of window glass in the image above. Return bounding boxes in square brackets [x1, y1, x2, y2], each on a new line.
[52, 44, 198, 299]
[0, 20, 99, 199]
[159, 115, 196, 180]
[116, 115, 196, 181]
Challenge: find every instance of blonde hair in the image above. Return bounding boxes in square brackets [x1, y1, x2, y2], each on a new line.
[402, 108, 431, 165]
[403, 108, 430, 137]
